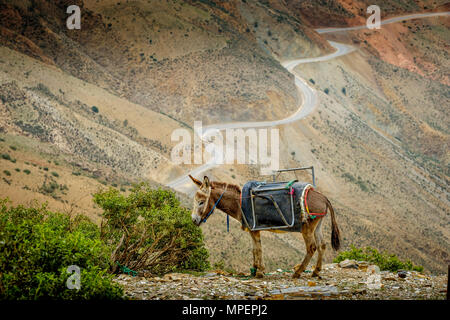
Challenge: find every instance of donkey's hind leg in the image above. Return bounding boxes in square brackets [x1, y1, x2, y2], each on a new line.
[312, 218, 326, 278]
[293, 231, 316, 278]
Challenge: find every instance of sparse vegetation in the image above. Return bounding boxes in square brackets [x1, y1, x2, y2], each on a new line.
[94, 183, 209, 274]
[91, 106, 99, 113]
[334, 246, 424, 272]
[0, 200, 124, 299]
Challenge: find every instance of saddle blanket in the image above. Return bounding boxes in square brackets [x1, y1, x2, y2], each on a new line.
[240, 181, 313, 232]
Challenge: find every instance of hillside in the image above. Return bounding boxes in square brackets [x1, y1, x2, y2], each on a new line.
[0, 0, 449, 276]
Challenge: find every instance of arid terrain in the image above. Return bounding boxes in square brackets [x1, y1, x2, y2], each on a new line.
[115, 261, 448, 300]
[0, 0, 449, 277]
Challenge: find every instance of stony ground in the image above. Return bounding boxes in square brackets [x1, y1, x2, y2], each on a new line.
[114, 261, 448, 300]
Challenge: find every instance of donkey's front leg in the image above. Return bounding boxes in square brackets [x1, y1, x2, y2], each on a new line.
[250, 231, 265, 278]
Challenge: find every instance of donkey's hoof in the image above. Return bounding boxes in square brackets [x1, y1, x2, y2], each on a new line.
[312, 273, 322, 279]
[255, 271, 264, 279]
[292, 272, 301, 279]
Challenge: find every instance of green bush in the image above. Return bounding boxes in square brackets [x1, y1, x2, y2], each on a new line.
[333, 245, 424, 272]
[94, 183, 209, 275]
[23, 169, 31, 175]
[91, 106, 99, 113]
[0, 200, 123, 299]
[3, 170, 11, 176]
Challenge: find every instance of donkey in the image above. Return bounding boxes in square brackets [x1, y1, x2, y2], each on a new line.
[189, 175, 341, 278]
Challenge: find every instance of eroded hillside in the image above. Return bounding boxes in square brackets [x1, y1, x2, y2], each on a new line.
[0, 0, 448, 274]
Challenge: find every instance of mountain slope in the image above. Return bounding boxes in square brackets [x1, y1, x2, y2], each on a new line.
[0, 0, 448, 274]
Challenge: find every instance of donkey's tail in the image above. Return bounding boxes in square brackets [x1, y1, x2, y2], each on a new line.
[326, 198, 341, 251]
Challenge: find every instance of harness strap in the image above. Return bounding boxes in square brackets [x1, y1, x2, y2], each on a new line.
[203, 185, 228, 223]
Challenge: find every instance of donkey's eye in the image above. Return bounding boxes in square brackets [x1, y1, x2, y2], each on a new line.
[198, 201, 204, 206]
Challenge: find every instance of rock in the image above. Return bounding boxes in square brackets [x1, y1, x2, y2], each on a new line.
[367, 265, 380, 274]
[357, 261, 369, 271]
[204, 273, 217, 277]
[397, 270, 408, 279]
[338, 259, 358, 269]
[354, 288, 367, 294]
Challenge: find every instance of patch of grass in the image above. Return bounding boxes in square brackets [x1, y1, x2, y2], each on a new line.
[334, 245, 424, 272]
[34, 83, 53, 97]
[3, 170, 11, 176]
[9, 146, 17, 151]
[341, 173, 371, 192]
[51, 172, 59, 178]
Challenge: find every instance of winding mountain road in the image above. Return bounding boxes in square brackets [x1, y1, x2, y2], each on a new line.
[167, 11, 449, 193]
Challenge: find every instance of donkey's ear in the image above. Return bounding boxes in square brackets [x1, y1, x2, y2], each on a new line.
[203, 176, 210, 188]
[188, 174, 202, 187]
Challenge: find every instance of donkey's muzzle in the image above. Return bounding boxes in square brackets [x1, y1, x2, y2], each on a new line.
[191, 213, 202, 226]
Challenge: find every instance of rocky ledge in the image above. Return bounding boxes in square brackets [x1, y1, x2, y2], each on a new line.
[114, 261, 448, 300]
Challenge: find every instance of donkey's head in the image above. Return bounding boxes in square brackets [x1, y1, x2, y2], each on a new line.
[189, 175, 214, 226]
